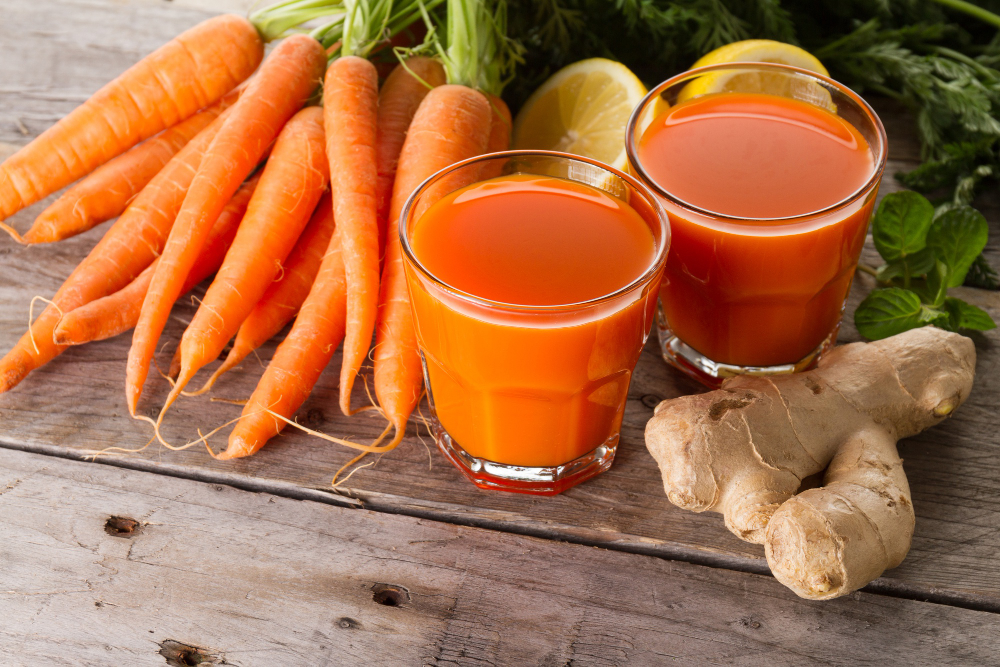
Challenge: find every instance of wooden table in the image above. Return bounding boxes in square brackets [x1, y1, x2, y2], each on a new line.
[3, 1, 1000, 663]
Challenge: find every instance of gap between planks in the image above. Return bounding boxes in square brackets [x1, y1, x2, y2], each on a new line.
[3, 436, 999, 617]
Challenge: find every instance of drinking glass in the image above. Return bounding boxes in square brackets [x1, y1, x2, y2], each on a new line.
[625, 63, 887, 387]
[399, 151, 669, 494]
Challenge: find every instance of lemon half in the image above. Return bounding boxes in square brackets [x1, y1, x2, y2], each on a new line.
[513, 58, 647, 170]
[680, 40, 830, 103]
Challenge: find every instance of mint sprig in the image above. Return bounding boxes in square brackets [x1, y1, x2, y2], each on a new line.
[854, 191, 996, 340]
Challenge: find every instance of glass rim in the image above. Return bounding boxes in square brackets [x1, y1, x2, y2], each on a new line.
[624, 61, 889, 223]
[398, 149, 670, 313]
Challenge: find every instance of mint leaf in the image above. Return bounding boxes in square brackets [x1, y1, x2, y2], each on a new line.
[926, 205, 989, 287]
[872, 191, 935, 263]
[921, 260, 949, 307]
[854, 287, 946, 340]
[944, 297, 997, 331]
[876, 248, 936, 285]
[876, 261, 905, 284]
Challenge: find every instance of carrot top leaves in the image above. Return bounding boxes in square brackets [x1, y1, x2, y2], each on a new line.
[433, 0, 523, 95]
[250, 0, 346, 42]
[315, 0, 445, 56]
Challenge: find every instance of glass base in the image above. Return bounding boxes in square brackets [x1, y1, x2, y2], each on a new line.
[657, 320, 839, 389]
[432, 423, 618, 496]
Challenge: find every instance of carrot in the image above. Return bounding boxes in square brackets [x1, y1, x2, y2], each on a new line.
[486, 94, 513, 154]
[0, 104, 234, 393]
[480, 93, 512, 179]
[51, 175, 259, 346]
[374, 58, 447, 257]
[169, 106, 328, 406]
[223, 233, 347, 459]
[0, 14, 262, 240]
[373, 84, 493, 448]
[168, 347, 183, 382]
[324, 56, 381, 417]
[126, 34, 326, 417]
[202, 191, 336, 390]
[22, 88, 241, 245]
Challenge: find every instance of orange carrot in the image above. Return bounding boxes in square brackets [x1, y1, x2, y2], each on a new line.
[168, 347, 183, 381]
[0, 105, 234, 393]
[52, 175, 259, 346]
[324, 56, 380, 416]
[374, 58, 447, 257]
[22, 88, 241, 245]
[480, 94, 512, 179]
[168, 107, 329, 405]
[204, 191, 336, 388]
[373, 85, 493, 448]
[485, 94, 512, 154]
[126, 34, 326, 417]
[0, 14, 262, 240]
[223, 233, 347, 459]
[171, 106, 328, 400]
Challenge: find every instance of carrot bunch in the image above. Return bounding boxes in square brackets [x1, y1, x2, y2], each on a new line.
[0, 0, 519, 478]
[0, 15, 263, 243]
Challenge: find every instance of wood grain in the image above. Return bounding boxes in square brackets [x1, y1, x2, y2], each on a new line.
[3, 446, 1000, 666]
[2, 0, 999, 612]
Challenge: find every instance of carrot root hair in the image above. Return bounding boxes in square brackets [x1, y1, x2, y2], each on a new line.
[0, 221, 26, 244]
[181, 353, 240, 396]
[262, 409, 398, 454]
[331, 450, 380, 487]
[82, 435, 157, 460]
[27, 296, 63, 355]
[210, 396, 249, 406]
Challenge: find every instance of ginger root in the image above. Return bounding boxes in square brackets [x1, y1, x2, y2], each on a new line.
[645, 327, 976, 600]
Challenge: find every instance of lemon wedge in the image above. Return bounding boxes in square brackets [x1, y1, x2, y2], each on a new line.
[679, 40, 830, 104]
[513, 58, 647, 170]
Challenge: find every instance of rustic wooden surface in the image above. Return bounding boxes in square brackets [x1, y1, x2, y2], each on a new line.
[5, 445, 1000, 666]
[1, 0, 1000, 659]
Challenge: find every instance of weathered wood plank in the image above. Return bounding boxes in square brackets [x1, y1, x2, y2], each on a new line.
[2, 446, 1000, 666]
[2, 0, 999, 610]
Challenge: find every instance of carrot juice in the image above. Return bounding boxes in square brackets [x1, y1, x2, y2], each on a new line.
[627, 65, 886, 383]
[401, 155, 668, 494]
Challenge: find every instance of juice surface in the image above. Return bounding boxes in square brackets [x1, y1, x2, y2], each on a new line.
[411, 174, 656, 305]
[407, 174, 661, 468]
[638, 93, 873, 218]
[636, 92, 877, 367]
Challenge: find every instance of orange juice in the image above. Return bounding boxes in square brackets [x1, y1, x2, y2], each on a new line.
[637, 92, 877, 367]
[405, 173, 663, 470]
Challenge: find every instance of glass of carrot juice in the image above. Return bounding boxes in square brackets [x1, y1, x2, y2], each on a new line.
[625, 63, 887, 387]
[400, 151, 669, 495]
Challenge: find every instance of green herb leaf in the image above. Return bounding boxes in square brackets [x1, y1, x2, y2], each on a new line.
[876, 261, 905, 284]
[918, 260, 949, 306]
[876, 247, 937, 285]
[854, 287, 947, 340]
[926, 205, 990, 287]
[944, 297, 997, 331]
[872, 191, 935, 262]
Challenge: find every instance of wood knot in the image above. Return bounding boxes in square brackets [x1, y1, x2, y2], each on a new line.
[305, 408, 325, 426]
[371, 583, 410, 607]
[104, 516, 141, 538]
[159, 640, 226, 666]
[640, 394, 662, 410]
